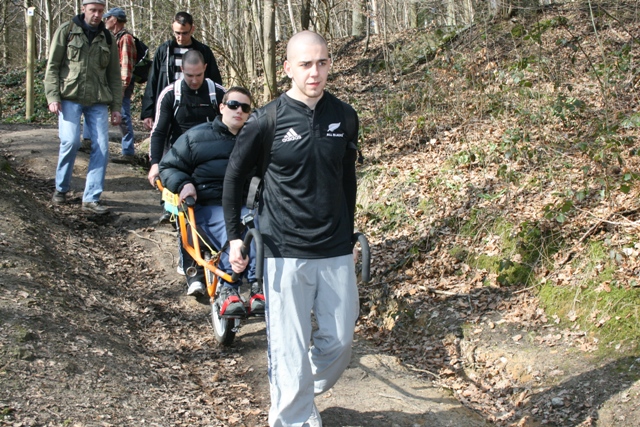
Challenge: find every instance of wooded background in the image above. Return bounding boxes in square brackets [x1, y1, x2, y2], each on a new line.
[5, 0, 556, 102]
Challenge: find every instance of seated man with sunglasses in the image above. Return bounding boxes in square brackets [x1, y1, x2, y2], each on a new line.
[159, 87, 265, 316]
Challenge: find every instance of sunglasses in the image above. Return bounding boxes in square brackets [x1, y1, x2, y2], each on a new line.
[224, 100, 251, 114]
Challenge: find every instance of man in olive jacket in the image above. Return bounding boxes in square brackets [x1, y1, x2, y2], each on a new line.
[44, 0, 122, 215]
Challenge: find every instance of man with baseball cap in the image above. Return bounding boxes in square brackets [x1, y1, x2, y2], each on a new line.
[44, 0, 122, 215]
[103, 6, 137, 164]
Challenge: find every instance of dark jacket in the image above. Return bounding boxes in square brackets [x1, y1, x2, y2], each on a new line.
[222, 92, 359, 259]
[148, 78, 225, 165]
[141, 37, 222, 120]
[159, 116, 238, 205]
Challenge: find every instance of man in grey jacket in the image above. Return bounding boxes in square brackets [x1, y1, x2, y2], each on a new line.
[44, 0, 122, 215]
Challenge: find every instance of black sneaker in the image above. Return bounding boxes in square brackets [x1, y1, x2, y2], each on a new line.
[249, 282, 265, 315]
[52, 191, 67, 205]
[82, 201, 109, 215]
[111, 154, 135, 164]
[216, 285, 246, 317]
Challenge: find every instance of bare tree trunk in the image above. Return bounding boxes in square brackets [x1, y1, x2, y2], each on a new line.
[287, 0, 298, 34]
[1, 0, 7, 66]
[128, 0, 136, 34]
[300, 0, 310, 30]
[38, 0, 53, 59]
[275, 2, 281, 42]
[446, 0, 456, 26]
[369, 0, 379, 34]
[464, 0, 474, 25]
[149, 0, 154, 34]
[408, 0, 418, 29]
[351, 0, 365, 36]
[263, 0, 277, 102]
[244, 2, 255, 83]
[252, 0, 263, 52]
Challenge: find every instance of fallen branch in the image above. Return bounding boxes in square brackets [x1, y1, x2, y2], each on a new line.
[127, 229, 163, 249]
[405, 362, 440, 378]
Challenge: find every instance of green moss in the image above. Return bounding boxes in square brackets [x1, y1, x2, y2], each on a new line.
[0, 158, 13, 174]
[538, 238, 640, 354]
[539, 281, 640, 354]
[497, 261, 532, 286]
[449, 246, 469, 262]
[456, 216, 557, 287]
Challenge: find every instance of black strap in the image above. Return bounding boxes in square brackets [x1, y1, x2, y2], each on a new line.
[245, 99, 278, 209]
[245, 176, 263, 210]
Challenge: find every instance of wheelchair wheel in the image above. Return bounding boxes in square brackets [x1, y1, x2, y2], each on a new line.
[205, 265, 238, 346]
[211, 303, 239, 346]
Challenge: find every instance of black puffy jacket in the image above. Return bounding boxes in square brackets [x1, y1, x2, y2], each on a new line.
[159, 116, 237, 205]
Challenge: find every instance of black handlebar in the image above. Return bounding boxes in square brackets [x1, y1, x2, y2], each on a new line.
[182, 196, 196, 208]
[353, 232, 371, 283]
[230, 228, 264, 283]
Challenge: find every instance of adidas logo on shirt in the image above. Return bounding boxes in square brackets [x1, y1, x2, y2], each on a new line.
[282, 128, 302, 143]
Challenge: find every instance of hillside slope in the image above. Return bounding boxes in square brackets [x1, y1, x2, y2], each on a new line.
[328, 2, 640, 426]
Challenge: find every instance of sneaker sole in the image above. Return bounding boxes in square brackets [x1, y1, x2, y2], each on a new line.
[81, 207, 109, 215]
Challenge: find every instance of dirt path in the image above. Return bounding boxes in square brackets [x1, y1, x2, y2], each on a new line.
[0, 127, 490, 426]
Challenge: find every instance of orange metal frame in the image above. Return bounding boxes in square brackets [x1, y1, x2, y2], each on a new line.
[156, 179, 234, 300]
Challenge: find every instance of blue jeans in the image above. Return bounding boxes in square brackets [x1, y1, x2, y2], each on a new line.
[56, 101, 109, 203]
[181, 205, 258, 287]
[83, 96, 134, 156]
[119, 96, 135, 155]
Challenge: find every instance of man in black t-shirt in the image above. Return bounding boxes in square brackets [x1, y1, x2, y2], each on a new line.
[223, 31, 360, 427]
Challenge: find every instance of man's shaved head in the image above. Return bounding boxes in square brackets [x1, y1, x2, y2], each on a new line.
[286, 31, 328, 61]
[283, 30, 331, 108]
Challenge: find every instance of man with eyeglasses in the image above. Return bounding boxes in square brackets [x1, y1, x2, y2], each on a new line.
[44, 0, 122, 215]
[148, 49, 226, 296]
[159, 87, 264, 313]
[141, 11, 222, 132]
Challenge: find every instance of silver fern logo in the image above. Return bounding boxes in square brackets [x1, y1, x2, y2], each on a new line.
[327, 122, 344, 137]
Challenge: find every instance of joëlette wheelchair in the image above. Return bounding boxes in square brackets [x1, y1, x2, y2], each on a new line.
[156, 179, 263, 346]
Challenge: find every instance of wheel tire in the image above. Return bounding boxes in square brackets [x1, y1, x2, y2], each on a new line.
[212, 302, 237, 346]
[206, 265, 238, 346]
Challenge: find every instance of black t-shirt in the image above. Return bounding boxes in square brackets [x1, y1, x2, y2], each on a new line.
[223, 92, 359, 259]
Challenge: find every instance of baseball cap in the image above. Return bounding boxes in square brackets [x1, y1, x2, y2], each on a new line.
[103, 7, 127, 21]
[82, 0, 106, 5]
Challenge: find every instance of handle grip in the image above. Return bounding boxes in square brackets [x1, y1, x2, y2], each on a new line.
[182, 196, 196, 208]
[230, 228, 263, 283]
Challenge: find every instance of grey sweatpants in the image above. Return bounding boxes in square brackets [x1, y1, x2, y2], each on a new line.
[264, 255, 359, 427]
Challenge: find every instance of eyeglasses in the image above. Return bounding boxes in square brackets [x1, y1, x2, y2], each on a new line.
[224, 100, 251, 114]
